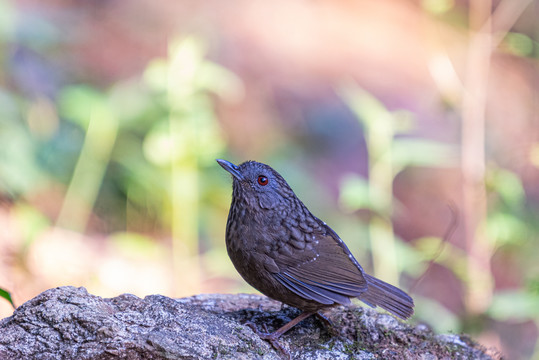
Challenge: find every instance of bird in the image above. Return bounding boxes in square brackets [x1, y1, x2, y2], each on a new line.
[217, 159, 414, 355]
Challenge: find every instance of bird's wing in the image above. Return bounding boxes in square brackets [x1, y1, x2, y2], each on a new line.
[267, 223, 368, 306]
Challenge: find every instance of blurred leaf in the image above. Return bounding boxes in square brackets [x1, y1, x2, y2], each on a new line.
[339, 82, 416, 138]
[488, 290, 539, 321]
[196, 124, 226, 165]
[339, 82, 392, 129]
[197, 62, 245, 103]
[108, 79, 153, 124]
[414, 236, 468, 281]
[143, 58, 169, 93]
[486, 212, 528, 246]
[392, 138, 457, 173]
[167, 36, 206, 100]
[486, 168, 525, 210]
[0, 117, 45, 194]
[415, 236, 447, 259]
[0, 287, 15, 309]
[502, 32, 535, 58]
[339, 174, 385, 213]
[393, 237, 425, 276]
[58, 85, 107, 129]
[143, 121, 175, 166]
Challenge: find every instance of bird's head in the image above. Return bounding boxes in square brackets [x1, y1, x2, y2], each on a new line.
[217, 159, 295, 210]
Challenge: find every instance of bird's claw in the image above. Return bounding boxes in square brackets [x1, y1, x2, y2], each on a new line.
[315, 311, 334, 328]
[245, 322, 290, 360]
[315, 311, 339, 336]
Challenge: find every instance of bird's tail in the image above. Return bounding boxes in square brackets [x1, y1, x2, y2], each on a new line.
[359, 274, 414, 320]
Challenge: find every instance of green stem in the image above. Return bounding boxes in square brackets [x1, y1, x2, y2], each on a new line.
[56, 105, 118, 232]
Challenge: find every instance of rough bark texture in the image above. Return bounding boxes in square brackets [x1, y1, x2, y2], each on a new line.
[0, 286, 499, 359]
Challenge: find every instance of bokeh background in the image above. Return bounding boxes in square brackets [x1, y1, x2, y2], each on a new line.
[0, 0, 538, 358]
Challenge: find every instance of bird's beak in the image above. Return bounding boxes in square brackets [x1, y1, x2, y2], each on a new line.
[217, 159, 245, 181]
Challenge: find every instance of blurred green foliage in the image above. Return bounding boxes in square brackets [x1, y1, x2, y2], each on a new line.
[338, 84, 464, 332]
[47, 37, 242, 240]
[339, 83, 457, 285]
[0, 25, 244, 295]
[338, 82, 539, 352]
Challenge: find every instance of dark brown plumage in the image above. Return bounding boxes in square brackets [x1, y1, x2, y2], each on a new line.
[217, 159, 414, 353]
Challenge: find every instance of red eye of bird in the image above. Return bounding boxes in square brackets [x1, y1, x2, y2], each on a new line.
[257, 175, 269, 186]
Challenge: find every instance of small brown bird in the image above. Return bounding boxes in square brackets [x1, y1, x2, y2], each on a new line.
[217, 159, 414, 353]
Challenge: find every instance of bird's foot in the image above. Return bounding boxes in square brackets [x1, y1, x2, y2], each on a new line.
[315, 311, 338, 336]
[315, 311, 334, 328]
[245, 322, 290, 360]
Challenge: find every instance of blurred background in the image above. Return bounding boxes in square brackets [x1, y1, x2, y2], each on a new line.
[0, 0, 538, 358]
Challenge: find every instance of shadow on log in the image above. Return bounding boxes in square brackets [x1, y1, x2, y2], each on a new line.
[0, 286, 499, 359]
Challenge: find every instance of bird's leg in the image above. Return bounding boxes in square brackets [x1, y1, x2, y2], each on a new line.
[246, 310, 316, 358]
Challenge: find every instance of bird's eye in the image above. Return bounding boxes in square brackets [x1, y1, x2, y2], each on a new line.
[257, 175, 269, 186]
